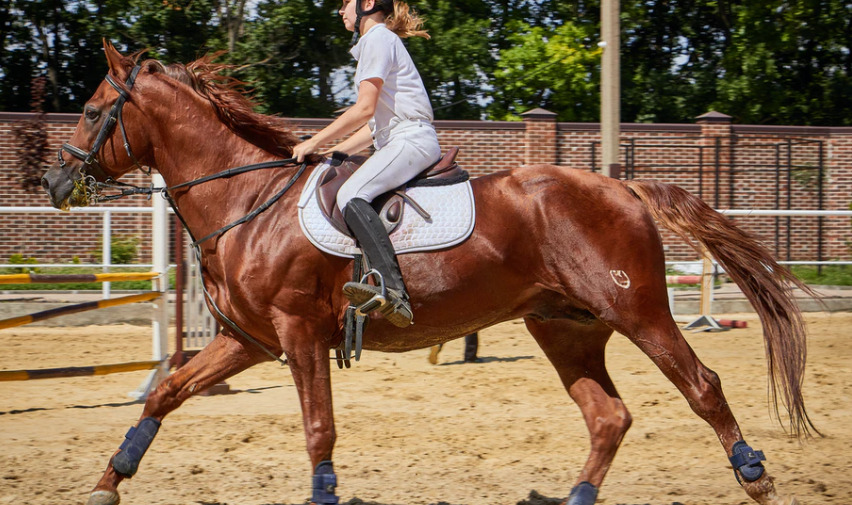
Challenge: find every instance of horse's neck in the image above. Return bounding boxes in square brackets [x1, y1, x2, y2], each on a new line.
[151, 112, 287, 246]
[154, 122, 272, 186]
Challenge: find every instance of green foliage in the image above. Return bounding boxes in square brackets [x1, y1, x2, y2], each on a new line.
[789, 165, 823, 191]
[92, 235, 140, 264]
[2, 0, 852, 125]
[790, 265, 852, 286]
[228, 0, 352, 117]
[121, 0, 221, 62]
[3, 254, 39, 274]
[713, 0, 852, 125]
[405, 0, 494, 120]
[488, 21, 600, 121]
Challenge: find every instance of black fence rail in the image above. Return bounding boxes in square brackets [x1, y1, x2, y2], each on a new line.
[590, 135, 827, 263]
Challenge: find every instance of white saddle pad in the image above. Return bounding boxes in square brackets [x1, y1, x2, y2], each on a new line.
[297, 163, 476, 258]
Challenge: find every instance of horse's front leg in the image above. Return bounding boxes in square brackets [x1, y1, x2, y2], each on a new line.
[284, 326, 338, 505]
[87, 333, 271, 505]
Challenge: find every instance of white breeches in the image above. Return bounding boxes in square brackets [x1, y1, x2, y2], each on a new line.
[336, 120, 441, 210]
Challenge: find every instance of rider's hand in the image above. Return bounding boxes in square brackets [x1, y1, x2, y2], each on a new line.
[293, 138, 319, 163]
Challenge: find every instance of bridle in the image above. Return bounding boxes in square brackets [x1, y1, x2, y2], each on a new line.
[55, 63, 309, 366]
[56, 63, 307, 246]
[57, 65, 148, 204]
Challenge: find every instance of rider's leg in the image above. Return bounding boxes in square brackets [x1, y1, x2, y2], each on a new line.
[335, 122, 440, 328]
[342, 197, 413, 327]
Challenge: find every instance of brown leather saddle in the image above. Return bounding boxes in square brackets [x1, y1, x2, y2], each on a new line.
[316, 146, 467, 236]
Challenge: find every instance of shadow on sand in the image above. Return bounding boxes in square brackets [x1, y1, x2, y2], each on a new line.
[437, 355, 536, 366]
[199, 490, 566, 505]
[0, 385, 291, 416]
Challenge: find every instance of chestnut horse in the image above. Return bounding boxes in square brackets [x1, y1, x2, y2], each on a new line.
[41, 42, 814, 505]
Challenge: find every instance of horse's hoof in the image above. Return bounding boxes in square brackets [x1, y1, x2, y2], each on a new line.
[87, 490, 120, 505]
[428, 345, 441, 364]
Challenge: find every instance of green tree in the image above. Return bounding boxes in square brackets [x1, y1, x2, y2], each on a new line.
[1, 0, 77, 112]
[3, 0, 851, 126]
[230, 0, 351, 117]
[621, 0, 691, 122]
[715, 0, 852, 125]
[0, 0, 40, 111]
[405, 0, 493, 119]
[119, 0, 221, 62]
[619, 0, 852, 126]
[487, 20, 601, 121]
[0, 0, 230, 113]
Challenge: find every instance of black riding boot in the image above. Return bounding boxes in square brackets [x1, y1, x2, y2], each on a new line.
[342, 198, 413, 327]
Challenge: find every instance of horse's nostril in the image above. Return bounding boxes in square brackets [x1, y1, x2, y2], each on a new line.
[41, 176, 50, 191]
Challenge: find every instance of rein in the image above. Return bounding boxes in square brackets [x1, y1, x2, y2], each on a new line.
[97, 158, 307, 247]
[61, 67, 314, 367]
[95, 159, 308, 367]
[169, 159, 306, 366]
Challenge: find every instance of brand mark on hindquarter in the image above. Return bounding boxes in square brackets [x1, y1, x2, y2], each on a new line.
[609, 270, 631, 289]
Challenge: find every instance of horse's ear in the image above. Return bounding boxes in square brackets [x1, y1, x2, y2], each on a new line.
[103, 39, 129, 80]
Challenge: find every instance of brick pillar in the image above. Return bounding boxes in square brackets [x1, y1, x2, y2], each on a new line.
[696, 110, 732, 137]
[826, 131, 852, 259]
[696, 111, 733, 208]
[521, 108, 558, 166]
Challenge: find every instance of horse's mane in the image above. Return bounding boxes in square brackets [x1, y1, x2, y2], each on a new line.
[114, 52, 302, 159]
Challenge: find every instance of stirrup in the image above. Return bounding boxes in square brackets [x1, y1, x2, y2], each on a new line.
[349, 269, 388, 316]
[343, 270, 412, 327]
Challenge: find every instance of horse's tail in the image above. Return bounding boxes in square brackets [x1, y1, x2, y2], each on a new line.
[625, 179, 819, 439]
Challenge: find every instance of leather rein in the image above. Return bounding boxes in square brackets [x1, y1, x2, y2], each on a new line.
[57, 65, 307, 248]
[59, 65, 310, 366]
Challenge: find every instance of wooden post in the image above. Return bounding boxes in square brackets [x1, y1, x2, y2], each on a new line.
[700, 248, 714, 316]
[600, 0, 620, 178]
[684, 247, 725, 331]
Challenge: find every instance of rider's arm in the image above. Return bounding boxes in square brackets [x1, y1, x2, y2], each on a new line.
[330, 124, 373, 155]
[292, 78, 382, 162]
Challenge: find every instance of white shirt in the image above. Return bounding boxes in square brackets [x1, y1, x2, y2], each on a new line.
[350, 24, 434, 140]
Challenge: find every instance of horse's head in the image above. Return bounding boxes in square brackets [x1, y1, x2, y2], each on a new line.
[42, 41, 154, 209]
[42, 41, 305, 210]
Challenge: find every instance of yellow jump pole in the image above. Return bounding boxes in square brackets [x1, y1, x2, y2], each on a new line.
[0, 291, 162, 330]
[0, 272, 158, 285]
[0, 360, 162, 382]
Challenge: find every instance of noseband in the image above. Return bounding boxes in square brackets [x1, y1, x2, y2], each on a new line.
[54, 61, 307, 366]
[58, 65, 148, 202]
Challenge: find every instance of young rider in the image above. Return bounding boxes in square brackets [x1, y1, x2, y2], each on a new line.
[293, 0, 440, 328]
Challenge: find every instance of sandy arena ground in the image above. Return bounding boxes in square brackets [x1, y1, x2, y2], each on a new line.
[1, 312, 850, 505]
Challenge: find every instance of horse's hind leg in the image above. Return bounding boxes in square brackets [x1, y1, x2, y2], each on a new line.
[611, 308, 797, 505]
[87, 333, 270, 505]
[524, 317, 630, 505]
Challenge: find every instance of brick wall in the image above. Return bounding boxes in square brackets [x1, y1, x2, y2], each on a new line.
[0, 113, 155, 265]
[2, 110, 850, 266]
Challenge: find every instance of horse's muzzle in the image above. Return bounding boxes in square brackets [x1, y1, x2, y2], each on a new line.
[41, 164, 78, 210]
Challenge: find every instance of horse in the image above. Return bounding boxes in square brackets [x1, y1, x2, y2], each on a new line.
[40, 41, 816, 505]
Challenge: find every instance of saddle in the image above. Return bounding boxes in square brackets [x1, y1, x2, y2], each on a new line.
[316, 147, 467, 236]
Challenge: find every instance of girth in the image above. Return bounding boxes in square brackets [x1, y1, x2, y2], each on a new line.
[316, 147, 466, 236]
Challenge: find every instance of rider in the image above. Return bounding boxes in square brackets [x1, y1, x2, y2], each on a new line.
[293, 0, 440, 328]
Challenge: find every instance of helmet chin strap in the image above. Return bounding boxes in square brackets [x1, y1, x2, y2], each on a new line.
[351, 0, 388, 44]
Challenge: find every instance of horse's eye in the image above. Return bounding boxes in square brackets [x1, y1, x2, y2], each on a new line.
[85, 108, 99, 121]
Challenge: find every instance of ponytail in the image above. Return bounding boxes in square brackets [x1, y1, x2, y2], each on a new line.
[385, 1, 430, 39]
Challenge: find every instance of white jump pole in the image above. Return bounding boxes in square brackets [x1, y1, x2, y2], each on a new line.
[130, 174, 170, 399]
